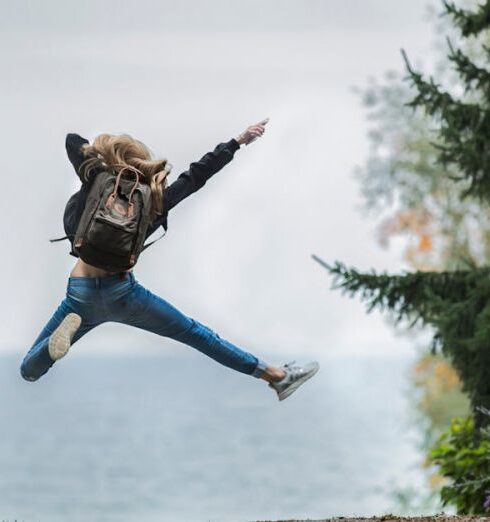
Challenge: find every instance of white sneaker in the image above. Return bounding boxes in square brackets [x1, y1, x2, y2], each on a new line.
[48, 313, 82, 361]
[268, 360, 320, 401]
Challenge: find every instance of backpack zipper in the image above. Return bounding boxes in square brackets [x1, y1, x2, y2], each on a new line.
[95, 215, 137, 231]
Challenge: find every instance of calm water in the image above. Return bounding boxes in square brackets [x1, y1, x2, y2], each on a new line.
[0, 351, 428, 522]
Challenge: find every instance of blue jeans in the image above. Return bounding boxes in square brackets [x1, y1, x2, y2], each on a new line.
[20, 271, 269, 382]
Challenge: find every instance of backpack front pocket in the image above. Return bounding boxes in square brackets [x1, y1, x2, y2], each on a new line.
[87, 215, 138, 255]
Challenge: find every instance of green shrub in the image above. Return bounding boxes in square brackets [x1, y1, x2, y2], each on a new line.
[428, 407, 490, 514]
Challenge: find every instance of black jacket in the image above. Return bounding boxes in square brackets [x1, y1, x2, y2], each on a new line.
[61, 133, 241, 257]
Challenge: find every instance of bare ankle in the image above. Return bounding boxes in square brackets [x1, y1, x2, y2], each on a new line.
[261, 365, 286, 383]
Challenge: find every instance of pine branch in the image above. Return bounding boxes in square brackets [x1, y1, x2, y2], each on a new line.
[312, 255, 487, 323]
[446, 37, 490, 96]
[401, 48, 460, 113]
[401, 48, 482, 123]
[312, 253, 490, 424]
[443, 0, 490, 38]
[401, 48, 490, 201]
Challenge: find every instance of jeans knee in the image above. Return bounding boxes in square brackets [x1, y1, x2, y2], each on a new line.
[176, 319, 219, 347]
[196, 322, 221, 345]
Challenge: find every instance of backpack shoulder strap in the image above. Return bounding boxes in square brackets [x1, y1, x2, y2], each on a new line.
[49, 233, 75, 243]
[141, 229, 166, 252]
[49, 170, 112, 245]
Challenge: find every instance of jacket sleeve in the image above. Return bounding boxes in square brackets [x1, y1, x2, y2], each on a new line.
[162, 138, 241, 213]
[65, 133, 90, 183]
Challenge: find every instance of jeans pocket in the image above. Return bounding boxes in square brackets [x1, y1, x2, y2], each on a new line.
[127, 283, 150, 311]
[66, 285, 94, 304]
[105, 280, 135, 302]
[111, 282, 150, 322]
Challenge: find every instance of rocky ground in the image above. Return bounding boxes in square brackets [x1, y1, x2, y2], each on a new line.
[257, 515, 490, 522]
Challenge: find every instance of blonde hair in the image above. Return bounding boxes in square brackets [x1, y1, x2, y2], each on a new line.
[78, 133, 172, 222]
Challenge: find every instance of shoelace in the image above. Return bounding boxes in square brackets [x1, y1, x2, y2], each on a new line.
[282, 361, 305, 380]
[269, 361, 302, 389]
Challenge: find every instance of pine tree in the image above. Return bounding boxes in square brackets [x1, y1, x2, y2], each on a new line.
[314, 0, 490, 429]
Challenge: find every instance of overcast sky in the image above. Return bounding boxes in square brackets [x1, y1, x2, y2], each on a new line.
[1, 0, 439, 362]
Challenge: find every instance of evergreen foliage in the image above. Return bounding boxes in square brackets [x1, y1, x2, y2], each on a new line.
[443, 0, 490, 37]
[315, 256, 490, 427]
[315, 0, 490, 429]
[401, 44, 490, 200]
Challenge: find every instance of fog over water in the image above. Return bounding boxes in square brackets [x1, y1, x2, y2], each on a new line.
[1, 2, 444, 521]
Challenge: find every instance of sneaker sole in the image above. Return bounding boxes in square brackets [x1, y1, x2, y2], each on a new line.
[48, 313, 82, 361]
[277, 362, 320, 401]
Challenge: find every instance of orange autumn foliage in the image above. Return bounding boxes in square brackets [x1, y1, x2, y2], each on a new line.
[418, 233, 432, 252]
[377, 208, 435, 266]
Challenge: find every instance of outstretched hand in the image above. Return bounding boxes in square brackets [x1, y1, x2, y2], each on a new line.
[236, 118, 269, 146]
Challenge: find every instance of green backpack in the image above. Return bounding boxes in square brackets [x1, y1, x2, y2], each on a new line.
[51, 165, 164, 272]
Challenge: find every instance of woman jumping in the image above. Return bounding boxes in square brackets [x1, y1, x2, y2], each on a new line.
[20, 119, 319, 401]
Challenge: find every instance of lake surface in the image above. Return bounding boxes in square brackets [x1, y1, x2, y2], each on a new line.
[0, 350, 431, 522]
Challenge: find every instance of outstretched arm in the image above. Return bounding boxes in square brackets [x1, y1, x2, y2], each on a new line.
[163, 119, 268, 213]
[163, 138, 239, 212]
